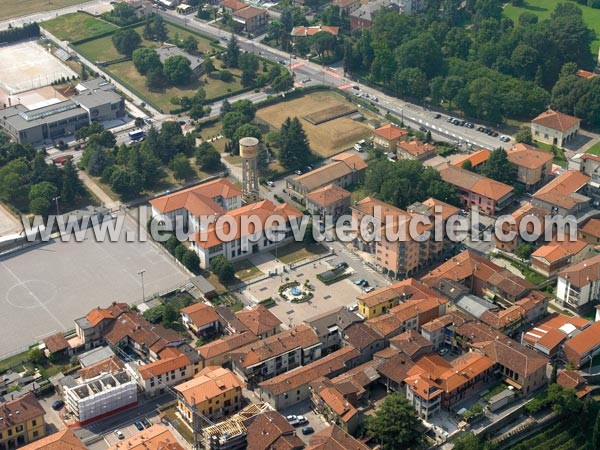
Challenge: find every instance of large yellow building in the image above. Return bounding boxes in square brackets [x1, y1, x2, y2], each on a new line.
[357, 279, 439, 319]
[175, 366, 244, 425]
[0, 393, 46, 450]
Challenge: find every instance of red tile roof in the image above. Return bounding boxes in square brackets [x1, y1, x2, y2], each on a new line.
[531, 239, 589, 264]
[306, 425, 370, 450]
[564, 321, 600, 359]
[439, 164, 513, 201]
[43, 332, 69, 353]
[305, 184, 351, 207]
[557, 253, 600, 287]
[397, 140, 436, 158]
[236, 305, 282, 336]
[175, 366, 243, 405]
[532, 109, 581, 132]
[580, 218, 600, 239]
[452, 149, 491, 168]
[507, 143, 553, 170]
[291, 25, 339, 36]
[533, 170, 590, 210]
[374, 124, 408, 141]
[0, 394, 45, 431]
[246, 411, 304, 450]
[139, 349, 191, 380]
[181, 302, 219, 329]
[21, 429, 86, 450]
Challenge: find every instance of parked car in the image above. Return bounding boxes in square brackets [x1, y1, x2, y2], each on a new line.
[446, 117, 454, 123]
[266, 180, 275, 187]
[355, 278, 366, 286]
[477, 126, 485, 132]
[141, 418, 151, 428]
[500, 135, 510, 142]
[278, 60, 286, 65]
[438, 348, 449, 355]
[134, 421, 144, 431]
[114, 430, 125, 440]
[362, 280, 370, 288]
[434, 113, 442, 119]
[294, 169, 302, 175]
[286, 415, 297, 422]
[220, 36, 228, 41]
[302, 427, 315, 435]
[52, 400, 64, 411]
[304, 165, 313, 172]
[336, 262, 348, 270]
[348, 303, 359, 312]
[365, 286, 375, 293]
[419, 126, 428, 133]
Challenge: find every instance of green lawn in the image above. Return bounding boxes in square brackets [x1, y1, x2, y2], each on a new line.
[503, 0, 600, 55]
[272, 242, 328, 264]
[1, 0, 89, 21]
[586, 141, 600, 156]
[106, 59, 244, 112]
[75, 23, 219, 63]
[42, 13, 118, 42]
[233, 259, 263, 281]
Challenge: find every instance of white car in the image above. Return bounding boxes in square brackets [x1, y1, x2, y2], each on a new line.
[266, 181, 275, 187]
[114, 430, 125, 440]
[365, 286, 375, 293]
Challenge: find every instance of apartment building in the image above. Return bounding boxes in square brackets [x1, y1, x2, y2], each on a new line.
[372, 124, 408, 152]
[507, 143, 553, 190]
[438, 164, 514, 215]
[196, 332, 259, 369]
[494, 203, 551, 253]
[556, 254, 600, 308]
[304, 307, 363, 355]
[0, 394, 46, 450]
[305, 184, 351, 224]
[175, 367, 244, 424]
[531, 239, 594, 277]
[235, 305, 282, 339]
[532, 170, 591, 216]
[578, 218, 600, 245]
[563, 321, 600, 368]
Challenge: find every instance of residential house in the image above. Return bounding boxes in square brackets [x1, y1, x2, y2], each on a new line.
[196, 331, 259, 368]
[306, 425, 370, 450]
[0, 394, 46, 450]
[20, 430, 85, 450]
[578, 217, 600, 244]
[356, 278, 438, 319]
[563, 321, 600, 368]
[221, 0, 247, 13]
[570, 153, 600, 203]
[257, 347, 360, 410]
[531, 109, 581, 148]
[175, 366, 244, 424]
[372, 123, 408, 152]
[377, 353, 415, 392]
[180, 302, 220, 336]
[531, 239, 594, 277]
[478, 294, 548, 334]
[419, 314, 458, 349]
[304, 307, 363, 355]
[108, 425, 185, 450]
[438, 164, 514, 215]
[523, 313, 590, 358]
[232, 6, 269, 34]
[64, 370, 138, 425]
[451, 149, 490, 170]
[351, 196, 459, 279]
[342, 322, 385, 363]
[305, 184, 351, 224]
[396, 140, 436, 161]
[79, 355, 124, 380]
[332, 0, 360, 14]
[285, 153, 367, 202]
[389, 330, 434, 359]
[42, 333, 72, 359]
[507, 143, 554, 190]
[556, 254, 600, 308]
[494, 203, 551, 253]
[404, 353, 494, 419]
[350, 0, 396, 30]
[245, 411, 304, 450]
[291, 25, 339, 39]
[532, 169, 591, 216]
[156, 45, 203, 75]
[236, 305, 282, 339]
[229, 325, 321, 386]
[557, 370, 592, 398]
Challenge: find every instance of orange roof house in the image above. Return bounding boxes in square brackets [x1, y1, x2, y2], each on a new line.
[236, 304, 282, 338]
[373, 124, 409, 152]
[531, 238, 593, 277]
[531, 109, 581, 148]
[396, 140, 436, 161]
[578, 217, 600, 244]
[557, 370, 592, 398]
[180, 302, 220, 335]
[563, 321, 600, 368]
[291, 25, 339, 37]
[532, 170, 590, 214]
[21, 429, 86, 450]
[507, 143, 553, 189]
[577, 69, 597, 79]
[532, 109, 581, 132]
[109, 425, 185, 450]
[452, 149, 491, 169]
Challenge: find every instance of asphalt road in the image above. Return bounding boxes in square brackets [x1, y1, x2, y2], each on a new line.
[159, 9, 512, 151]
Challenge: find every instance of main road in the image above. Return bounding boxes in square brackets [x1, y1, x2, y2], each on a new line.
[158, 8, 509, 151]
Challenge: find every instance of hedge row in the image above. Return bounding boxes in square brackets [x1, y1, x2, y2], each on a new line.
[317, 271, 351, 285]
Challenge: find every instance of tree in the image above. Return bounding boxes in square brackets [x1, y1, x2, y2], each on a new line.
[29, 181, 59, 216]
[166, 235, 180, 254]
[481, 148, 516, 185]
[516, 243, 533, 261]
[28, 348, 44, 364]
[135, 117, 145, 128]
[203, 58, 216, 76]
[61, 159, 81, 205]
[279, 117, 311, 170]
[272, 72, 294, 92]
[132, 48, 161, 75]
[86, 146, 114, 176]
[231, 99, 256, 121]
[152, 14, 168, 42]
[550, 362, 558, 384]
[452, 433, 487, 450]
[224, 35, 240, 68]
[593, 409, 600, 450]
[183, 35, 198, 53]
[241, 69, 256, 87]
[220, 99, 232, 118]
[222, 112, 248, 139]
[163, 55, 193, 85]
[195, 142, 222, 171]
[515, 128, 533, 144]
[112, 29, 142, 56]
[80, 65, 88, 81]
[309, 31, 336, 63]
[211, 256, 235, 283]
[110, 167, 142, 197]
[366, 392, 422, 449]
[146, 66, 167, 90]
[182, 250, 200, 272]
[162, 302, 178, 327]
[233, 123, 262, 144]
[462, 160, 473, 171]
[169, 154, 195, 182]
[75, 122, 104, 141]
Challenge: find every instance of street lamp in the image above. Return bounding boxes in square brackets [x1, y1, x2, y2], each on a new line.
[138, 269, 146, 302]
[52, 196, 60, 216]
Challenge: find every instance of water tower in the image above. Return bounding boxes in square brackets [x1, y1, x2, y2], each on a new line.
[239, 136, 259, 197]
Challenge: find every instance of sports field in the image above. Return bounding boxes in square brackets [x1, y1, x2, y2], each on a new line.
[0, 41, 77, 94]
[0, 0, 89, 21]
[257, 91, 372, 157]
[503, 0, 600, 54]
[42, 12, 118, 42]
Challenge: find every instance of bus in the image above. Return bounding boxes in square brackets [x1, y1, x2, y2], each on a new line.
[128, 129, 145, 142]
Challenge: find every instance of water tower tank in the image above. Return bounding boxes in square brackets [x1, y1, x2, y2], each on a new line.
[239, 137, 259, 159]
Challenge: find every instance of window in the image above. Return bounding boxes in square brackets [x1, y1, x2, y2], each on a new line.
[31, 420, 36, 426]
[15, 425, 23, 433]
[33, 431, 39, 438]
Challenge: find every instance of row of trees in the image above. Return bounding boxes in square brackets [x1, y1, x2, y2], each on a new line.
[101, 2, 139, 26]
[0, 133, 86, 216]
[551, 63, 600, 127]
[0, 22, 39, 43]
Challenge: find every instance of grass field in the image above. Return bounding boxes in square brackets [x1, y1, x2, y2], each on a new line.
[257, 91, 372, 157]
[75, 23, 218, 62]
[106, 59, 243, 112]
[503, 0, 600, 54]
[272, 242, 328, 264]
[233, 259, 263, 281]
[1, 0, 89, 21]
[42, 12, 118, 42]
[586, 141, 600, 155]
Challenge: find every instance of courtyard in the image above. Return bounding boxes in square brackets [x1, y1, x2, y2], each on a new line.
[0, 212, 188, 358]
[237, 254, 364, 327]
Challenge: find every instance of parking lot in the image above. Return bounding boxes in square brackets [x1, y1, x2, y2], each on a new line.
[0, 213, 189, 357]
[238, 257, 364, 327]
[279, 400, 330, 444]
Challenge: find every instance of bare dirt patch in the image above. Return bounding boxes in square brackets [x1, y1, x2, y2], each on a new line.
[304, 104, 357, 125]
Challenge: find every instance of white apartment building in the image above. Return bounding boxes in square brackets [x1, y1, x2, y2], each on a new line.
[556, 254, 600, 308]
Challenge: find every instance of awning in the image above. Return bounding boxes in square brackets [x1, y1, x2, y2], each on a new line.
[504, 377, 522, 390]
